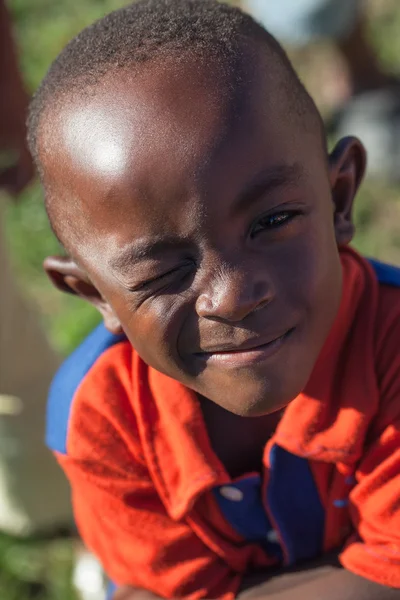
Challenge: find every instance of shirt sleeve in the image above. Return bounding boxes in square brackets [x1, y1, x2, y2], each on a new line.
[57, 453, 240, 599]
[339, 294, 400, 588]
[57, 346, 240, 599]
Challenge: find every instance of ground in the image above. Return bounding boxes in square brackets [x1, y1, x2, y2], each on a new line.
[1, 0, 400, 598]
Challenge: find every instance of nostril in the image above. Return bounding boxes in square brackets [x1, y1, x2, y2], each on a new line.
[195, 265, 274, 322]
[253, 297, 271, 313]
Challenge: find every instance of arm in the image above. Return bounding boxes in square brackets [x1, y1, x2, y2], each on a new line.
[111, 557, 339, 600]
[112, 588, 163, 600]
[111, 557, 395, 600]
[238, 569, 398, 600]
[239, 552, 341, 593]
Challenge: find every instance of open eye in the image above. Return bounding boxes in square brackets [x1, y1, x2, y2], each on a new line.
[251, 211, 296, 238]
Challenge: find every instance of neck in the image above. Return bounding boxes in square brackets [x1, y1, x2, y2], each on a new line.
[199, 396, 285, 478]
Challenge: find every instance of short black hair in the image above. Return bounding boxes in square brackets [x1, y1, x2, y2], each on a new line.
[27, 0, 322, 168]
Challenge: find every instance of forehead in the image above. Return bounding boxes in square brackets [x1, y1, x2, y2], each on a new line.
[40, 51, 322, 261]
[42, 56, 236, 191]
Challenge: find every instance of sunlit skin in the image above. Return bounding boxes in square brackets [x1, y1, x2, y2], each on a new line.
[41, 46, 365, 477]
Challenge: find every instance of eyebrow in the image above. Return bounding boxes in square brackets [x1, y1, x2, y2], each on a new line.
[111, 236, 189, 271]
[233, 163, 304, 215]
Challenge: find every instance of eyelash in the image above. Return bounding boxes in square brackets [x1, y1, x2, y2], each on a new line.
[250, 210, 299, 238]
[134, 262, 193, 292]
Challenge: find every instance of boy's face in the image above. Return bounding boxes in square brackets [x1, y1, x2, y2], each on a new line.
[42, 51, 363, 416]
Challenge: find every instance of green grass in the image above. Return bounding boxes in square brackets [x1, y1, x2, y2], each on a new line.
[2, 0, 400, 598]
[0, 533, 77, 600]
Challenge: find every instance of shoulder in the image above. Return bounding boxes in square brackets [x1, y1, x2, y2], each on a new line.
[46, 324, 131, 455]
[369, 259, 400, 428]
[370, 258, 400, 352]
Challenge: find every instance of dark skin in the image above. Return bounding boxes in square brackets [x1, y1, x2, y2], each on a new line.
[39, 45, 394, 599]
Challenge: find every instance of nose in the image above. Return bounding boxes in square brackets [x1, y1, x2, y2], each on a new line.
[195, 261, 274, 323]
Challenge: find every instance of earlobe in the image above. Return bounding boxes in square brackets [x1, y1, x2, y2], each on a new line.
[329, 136, 367, 246]
[43, 255, 123, 335]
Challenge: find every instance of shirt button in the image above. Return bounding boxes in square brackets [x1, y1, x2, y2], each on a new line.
[266, 529, 280, 544]
[219, 486, 244, 502]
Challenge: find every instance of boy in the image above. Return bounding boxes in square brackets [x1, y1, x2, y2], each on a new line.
[28, 1, 400, 598]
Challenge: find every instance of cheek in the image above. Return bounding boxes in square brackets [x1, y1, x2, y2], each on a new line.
[276, 215, 341, 319]
[307, 212, 342, 308]
[117, 293, 192, 374]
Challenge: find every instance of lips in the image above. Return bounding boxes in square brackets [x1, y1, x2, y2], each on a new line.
[194, 328, 294, 368]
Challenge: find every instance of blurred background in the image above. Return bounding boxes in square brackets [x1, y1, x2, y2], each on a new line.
[1, 0, 400, 598]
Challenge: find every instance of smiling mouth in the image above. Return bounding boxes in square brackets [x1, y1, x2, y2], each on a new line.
[195, 328, 294, 368]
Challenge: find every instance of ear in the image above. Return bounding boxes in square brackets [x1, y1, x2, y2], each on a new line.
[44, 255, 123, 335]
[328, 136, 367, 246]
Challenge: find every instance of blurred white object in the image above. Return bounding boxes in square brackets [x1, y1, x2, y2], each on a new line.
[73, 549, 107, 600]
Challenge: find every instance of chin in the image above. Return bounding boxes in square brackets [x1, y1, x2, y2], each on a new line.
[215, 381, 296, 418]
[232, 397, 290, 418]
